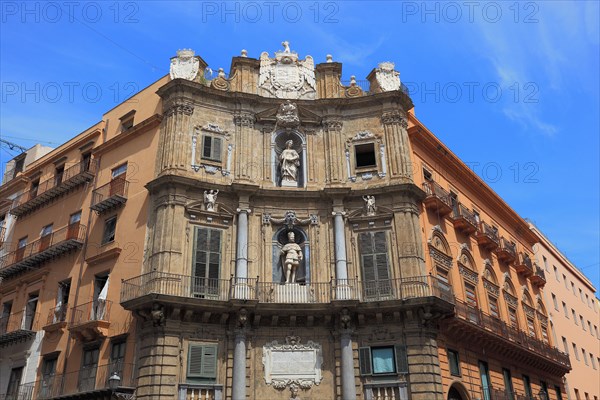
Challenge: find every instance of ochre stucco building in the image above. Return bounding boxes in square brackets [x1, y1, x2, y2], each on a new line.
[0, 43, 581, 400]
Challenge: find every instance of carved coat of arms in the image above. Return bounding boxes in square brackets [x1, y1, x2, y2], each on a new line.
[259, 41, 316, 100]
[170, 49, 200, 81]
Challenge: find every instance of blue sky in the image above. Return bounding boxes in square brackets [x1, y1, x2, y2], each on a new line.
[1, 1, 598, 291]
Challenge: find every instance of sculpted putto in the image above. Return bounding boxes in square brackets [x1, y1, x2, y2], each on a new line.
[279, 140, 300, 185]
[280, 231, 303, 284]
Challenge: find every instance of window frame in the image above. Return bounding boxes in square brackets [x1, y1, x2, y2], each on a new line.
[354, 142, 377, 170]
[201, 134, 223, 162]
[447, 349, 461, 377]
[187, 342, 218, 380]
[358, 344, 408, 376]
[102, 216, 117, 245]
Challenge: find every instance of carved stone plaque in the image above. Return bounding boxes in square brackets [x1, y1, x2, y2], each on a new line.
[263, 336, 323, 389]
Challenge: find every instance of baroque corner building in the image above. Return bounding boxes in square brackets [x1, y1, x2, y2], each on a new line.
[0, 43, 574, 400]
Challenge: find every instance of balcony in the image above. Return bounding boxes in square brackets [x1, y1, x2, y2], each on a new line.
[0, 311, 39, 347]
[479, 386, 535, 400]
[496, 237, 517, 264]
[446, 300, 570, 375]
[0, 226, 6, 245]
[475, 221, 499, 250]
[178, 384, 223, 400]
[30, 362, 134, 399]
[515, 252, 534, 277]
[90, 177, 129, 214]
[421, 181, 453, 217]
[530, 265, 546, 288]
[68, 300, 112, 341]
[451, 204, 478, 235]
[9, 160, 97, 217]
[43, 303, 69, 333]
[0, 223, 86, 279]
[121, 272, 454, 310]
[0, 382, 35, 400]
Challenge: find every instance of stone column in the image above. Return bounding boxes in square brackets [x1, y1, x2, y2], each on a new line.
[158, 101, 194, 173]
[332, 207, 350, 299]
[381, 111, 412, 182]
[323, 119, 344, 184]
[232, 329, 247, 400]
[340, 329, 357, 400]
[234, 204, 251, 299]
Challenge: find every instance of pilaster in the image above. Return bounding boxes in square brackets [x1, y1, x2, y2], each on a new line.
[381, 111, 412, 182]
[158, 101, 194, 174]
[323, 119, 344, 184]
[233, 111, 256, 182]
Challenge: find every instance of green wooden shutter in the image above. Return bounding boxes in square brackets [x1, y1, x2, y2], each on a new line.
[212, 137, 222, 161]
[188, 344, 218, 378]
[193, 227, 222, 298]
[358, 347, 372, 376]
[394, 344, 408, 373]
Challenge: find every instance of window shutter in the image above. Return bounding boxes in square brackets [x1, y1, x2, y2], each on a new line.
[212, 138, 222, 161]
[188, 344, 204, 377]
[358, 347, 372, 376]
[394, 345, 408, 373]
[201, 345, 218, 378]
[194, 228, 208, 279]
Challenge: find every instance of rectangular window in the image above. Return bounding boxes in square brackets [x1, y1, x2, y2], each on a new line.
[53, 280, 71, 323]
[502, 368, 514, 400]
[589, 321, 593, 335]
[54, 165, 64, 186]
[554, 386, 563, 400]
[24, 294, 38, 330]
[423, 168, 432, 181]
[488, 295, 499, 318]
[192, 227, 222, 298]
[573, 343, 580, 360]
[583, 349, 588, 365]
[573, 309, 578, 324]
[1, 302, 12, 333]
[111, 163, 127, 179]
[508, 307, 518, 329]
[201, 135, 222, 162]
[563, 302, 568, 318]
[359, 231, 392, 298]
[110, 340, 127, 381]
[554, 265, 559, 280]
[575, 389, 581, 400]
[543, 256, 548, 271]
[102, 216, 117, 244]
[448, 349, 461, 376]
[78, 347, 99, 392]
[30, 179, 40, 199]
[479, 361, 491, 400]
[359, 345, 408, 376]
[526, 317, 536, 337]
[81, 152, 92, 172]
[187, 343, 218, 380]
[591, 354, 597, 370]
[465, 282, 479, 323]
[586, 294, 590, 307]
[572, 282, 576, 295]
[563, 275, 568, 288]
[354, 143, 377, 168]
[581, 316, 586, 330]
[595, 326, 598, 337]
[562, 337, 569, 354]
[40, 224, 53, 251]
[40, 355, 58, 398]
[541, 325, 549, 345]
[523, 375, 533, 400]
[6, 367, 24, 398]
[580, 289, 584, 302]
[540, 382, 549, 399]
[552, 294, 558, 310]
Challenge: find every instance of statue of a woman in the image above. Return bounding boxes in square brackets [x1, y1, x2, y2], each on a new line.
[279, 140, 300, 186]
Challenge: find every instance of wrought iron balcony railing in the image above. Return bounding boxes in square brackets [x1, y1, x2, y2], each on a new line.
[9, 160, 97, 217]
[451, 203, 478, 234]
[0, 311, 39, 347]
[0, 223, 86, 279]
[70, 300, 112, 327]
[531, 265, 546, 287]
[422, 181, 453, 216]
[120, 272, 454, 306]
[90, 177, 129, 213]
[515, 252, 534, 277]
[476, 221, 500, 250]
[496, 237, 517, 263]
[45, 303, 69, 326]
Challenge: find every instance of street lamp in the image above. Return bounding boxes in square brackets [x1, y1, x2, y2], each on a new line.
[538, 388, 548, 400]
[108, 372, 121, 391]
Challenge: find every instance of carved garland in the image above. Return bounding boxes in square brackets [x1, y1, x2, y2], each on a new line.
[503, 292, 518, 308]
[458, 264, 478, 284]
[522, 303, 536, 319]
[483, 279, 500, 297]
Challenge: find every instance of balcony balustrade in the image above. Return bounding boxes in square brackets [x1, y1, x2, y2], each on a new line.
[68, 300, 112, 341]
[178, 384, 223, 400]
[479, 386, 535, 400]
[515, 252, 534, 277]
[530, 265, 546, 287]
[0, 382, 35, 400]
[421, 181, 453, 216]
[25, 362, 135, 399]
[0, 311, 39, 347]
[496, 237, 517, 264]
[9, 160, 97, 217]
[451, 204, 478, 235]
[0, 223, 86, 279]
[90, 177, 129, 213]
[0, 226, 6, 245]
[43, 303, 69, 332]
[121, 272, 454, 307]
[450, 300, 570, 374]
[476, 221, 500, 250]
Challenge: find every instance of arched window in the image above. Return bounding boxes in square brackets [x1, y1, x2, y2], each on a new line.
[428, 228, 453, 292]
[272, 131, 306, 188]
[503, 278, 519, 330]
[458, 247, 479, 322]
[537, 299, 550, 345]
[482, 263, 500, 319]
[522, 290, 537, 338]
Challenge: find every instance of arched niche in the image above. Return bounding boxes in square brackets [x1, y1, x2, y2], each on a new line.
[272, 130, 306, 188]
[448, 382, 471, 400]
[272, 226, 310, 283]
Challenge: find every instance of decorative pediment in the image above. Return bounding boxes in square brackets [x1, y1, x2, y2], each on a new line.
[346, 204, 394, 232]
[185, 200, 234, 227]
[255, 104, 321, 127]
[263, 210, 318, 228]
[483, 278, 500, 297]
[503, 291, 518, 308]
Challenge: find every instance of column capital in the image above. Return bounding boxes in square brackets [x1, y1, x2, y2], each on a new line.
[234, 111, 255, 128]
[381, 110, 408, 127]
[165, 101, 194, 117]
[323, 118, 343, 131]
[331, 210, 347, 217]
[236, 208, 252, 214]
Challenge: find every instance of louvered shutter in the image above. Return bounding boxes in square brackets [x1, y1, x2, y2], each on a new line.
[394, 344, 408, 373]
[358, 347, 372, 376]
[188, 344, 218, 378]
[201, 345, 218, 378]
[212, 138, 222, 161]
[188, 344, 205, 377]
[193, 228, 222, 297]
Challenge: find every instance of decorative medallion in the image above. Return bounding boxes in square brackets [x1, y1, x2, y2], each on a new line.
[259, 41, 316, 99]
[170, 49, 200, 81]
[375, 62, 401, 92]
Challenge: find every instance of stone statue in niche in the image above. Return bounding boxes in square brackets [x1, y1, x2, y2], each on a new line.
[363, 195, 376, 216]
[280, 231, 303, 283]
[279, 140, 300, 187]
[204, 189, 219, 211]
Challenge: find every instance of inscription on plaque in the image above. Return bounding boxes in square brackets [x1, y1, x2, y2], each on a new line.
[263, 336, 323, 390]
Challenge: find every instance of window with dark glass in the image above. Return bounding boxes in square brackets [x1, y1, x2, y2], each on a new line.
[79, 346, 99, 392]
[502, 368, 514, 400]
[202, 135, 222, 162]
[30, 178, 40, 199]
[102, 216, 117, 244]
[423, 168, 432, 181]
[1, 302, 12, 334]
[359, 345, 408, 376]
[554, 385, 563, 400]
[448, 349, 461, 376]
[110, 340, 127, 382]
[508, 307, 518, 329]
[81, 152, 92, 172]
[5, 367, 23, 398]
[522, 375, 533, 399]
[355, 143, 376, 168]
[192, 227, 222, 298]
[54, 165, 64, 186]
[478, 361, 491, 400]
[24, 293, 38, 330]
[40, 355, 58, 398]
[488, 295, 499, 318]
